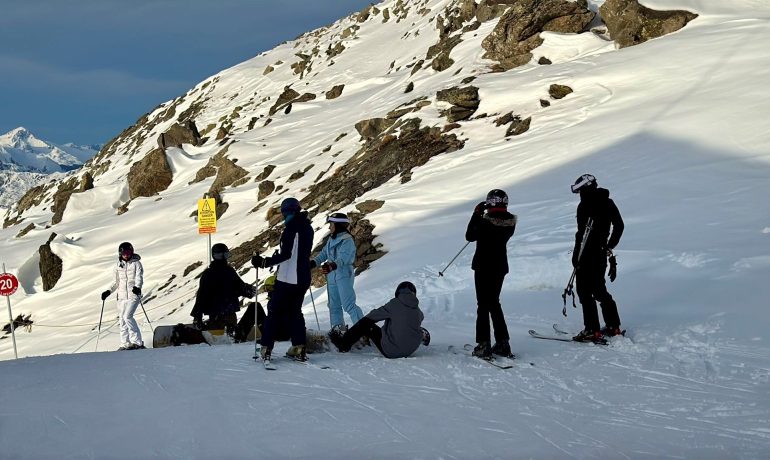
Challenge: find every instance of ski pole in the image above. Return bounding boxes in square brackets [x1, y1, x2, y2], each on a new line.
[308, 288, 321, 330]
[253, 261, 260, 361]
[139, 299, 153, 332]
[438, 241, 470, 276]
[95, 299, 105, 352]
[562, 218, 593, 317]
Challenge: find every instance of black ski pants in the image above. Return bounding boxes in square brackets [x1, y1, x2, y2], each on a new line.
[576, 253, 621, 331]
[260, 280, 307, 349]
[338, 317, 384, 355]
[474, 270, 510, 344]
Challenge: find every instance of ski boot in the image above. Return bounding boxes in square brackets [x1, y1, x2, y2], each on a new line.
[573, 329, 604, 343]
[491, 341, 513, 358]
[286, 345, 308, 362]
[472, 341, 492, 360]
[600, 325, 623, 337]
[260, 346, 272, 361]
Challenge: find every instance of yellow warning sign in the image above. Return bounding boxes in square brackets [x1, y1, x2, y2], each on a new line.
[197, 198, 217, 234]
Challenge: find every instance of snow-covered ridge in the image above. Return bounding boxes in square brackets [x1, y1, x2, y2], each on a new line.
[1, 0, 770, 457]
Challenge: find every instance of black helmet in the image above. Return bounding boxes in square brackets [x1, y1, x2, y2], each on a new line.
[571, 174, 597, 193]
[211, 243, 230, 261]
[280, 197, 301, 216]
[395, 281, 417, 298]
[327, 212, 350, 224]
[485, 189, 508, 207]
[118, 242, 134, 254]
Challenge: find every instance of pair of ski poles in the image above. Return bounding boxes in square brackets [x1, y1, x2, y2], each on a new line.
[95, 296, 153, 352]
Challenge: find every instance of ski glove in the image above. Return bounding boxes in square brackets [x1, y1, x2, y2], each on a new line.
[321, 262, 337, 275]
[101, 290, 111, 301]
[571, 251, 579, 268]
[309, 260, 317, 269]
[243, 285, 256, 298]
[608, 254, 618, 282]
[132, 286, 141, 296]
[251, 255, 266, 268]
[473, 201, 487, 215]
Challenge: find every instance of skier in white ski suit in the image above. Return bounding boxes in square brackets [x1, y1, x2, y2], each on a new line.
[101, 242, 144, 350]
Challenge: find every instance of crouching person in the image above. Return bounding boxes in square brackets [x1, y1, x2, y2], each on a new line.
[191, 243, 256, 336]
[329, 281, 429, 358]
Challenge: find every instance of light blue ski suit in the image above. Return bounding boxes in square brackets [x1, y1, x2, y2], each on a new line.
[313, 231, 363, 327]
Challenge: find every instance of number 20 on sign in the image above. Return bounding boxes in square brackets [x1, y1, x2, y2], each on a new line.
[0, 272, 18, 296]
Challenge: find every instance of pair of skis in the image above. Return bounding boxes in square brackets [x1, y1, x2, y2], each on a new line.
[448, 344, 532, 369]
[528, 324, 626, 345]
[255, 350, 331, 370]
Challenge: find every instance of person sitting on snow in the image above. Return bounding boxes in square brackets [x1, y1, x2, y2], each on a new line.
[329, 281, 429, 359]
[191, 243, 255, 335]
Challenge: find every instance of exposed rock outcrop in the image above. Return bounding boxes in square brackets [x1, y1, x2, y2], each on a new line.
[39, 233, 62, 292]
[326, 85, 345, 100]
[600, 0, 698, 48]
[305, 118, 464, 214]
[51, 177, 78, 225]
[127, 148, 173, 200]
[79, 172, 94, 192]
[482, 0, 594, 71]
[157, 121, 201, 149]
[436, 86, 480, 122]
[549, 84, 573, 99]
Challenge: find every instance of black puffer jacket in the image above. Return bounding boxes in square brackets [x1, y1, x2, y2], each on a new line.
[465, 207, 517, 273]
[191, 260, 251, 318]
[574, 187, 624, 257]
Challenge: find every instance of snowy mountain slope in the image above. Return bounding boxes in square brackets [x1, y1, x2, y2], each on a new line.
[1, 0, 770, 458]
[0, 127, 97, 208]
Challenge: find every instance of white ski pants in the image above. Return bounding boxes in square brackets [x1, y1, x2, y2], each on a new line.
[117, 298, 143, 346]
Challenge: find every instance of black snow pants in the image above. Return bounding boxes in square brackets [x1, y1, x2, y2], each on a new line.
[474, 270, 510, 344]
[576, 252, 621, 331]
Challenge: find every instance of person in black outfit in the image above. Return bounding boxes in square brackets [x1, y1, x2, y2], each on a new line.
[251, 197, 314, 361]
[191, 243, 256, 334]
[570, 174, 625, 342]
[465, 189, 517, 359]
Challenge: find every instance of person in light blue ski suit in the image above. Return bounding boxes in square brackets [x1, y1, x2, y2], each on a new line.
[311, 212, 363, 334]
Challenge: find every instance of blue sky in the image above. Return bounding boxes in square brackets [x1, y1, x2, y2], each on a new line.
[0, 0, 375, 145]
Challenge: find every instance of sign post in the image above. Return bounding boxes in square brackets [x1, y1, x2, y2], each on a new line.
[0, 265, 19, 359]
[197, 197, 217, 263]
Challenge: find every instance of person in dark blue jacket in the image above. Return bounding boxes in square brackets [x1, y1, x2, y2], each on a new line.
[252, 197, 314, 361]
[191, 243, 256, 334]
[465, 189, 517, 359]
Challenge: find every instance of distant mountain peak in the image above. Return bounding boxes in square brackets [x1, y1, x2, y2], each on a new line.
[0, 126, 48, 150]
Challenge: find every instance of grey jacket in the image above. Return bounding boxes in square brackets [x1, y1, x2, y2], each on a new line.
[366, 290, 424, 358]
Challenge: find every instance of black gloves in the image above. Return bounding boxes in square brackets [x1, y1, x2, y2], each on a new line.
[132, 286, 141, 296]
[321, 262, 337, 275]
[243, 285, 256, 298]
[251, 255, 265, 268]
[473, 201, 487, 215]
[608, 251, 618, 282]
[571, 250, 580, 268]
[193, 317, 204, 330]
[101, 290, 111, 301]
[309, 260, 317, 269]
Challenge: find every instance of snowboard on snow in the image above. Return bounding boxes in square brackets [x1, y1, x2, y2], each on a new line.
[152, 324, 233, 348]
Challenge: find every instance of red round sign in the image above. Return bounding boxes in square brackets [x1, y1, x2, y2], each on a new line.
[0, 273, 19, 296]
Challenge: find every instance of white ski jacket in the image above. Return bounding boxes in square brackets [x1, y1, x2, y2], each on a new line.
[108, 254, 143, 301]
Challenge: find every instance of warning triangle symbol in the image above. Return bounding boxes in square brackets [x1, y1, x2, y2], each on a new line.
[202, 200, 212, 212]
